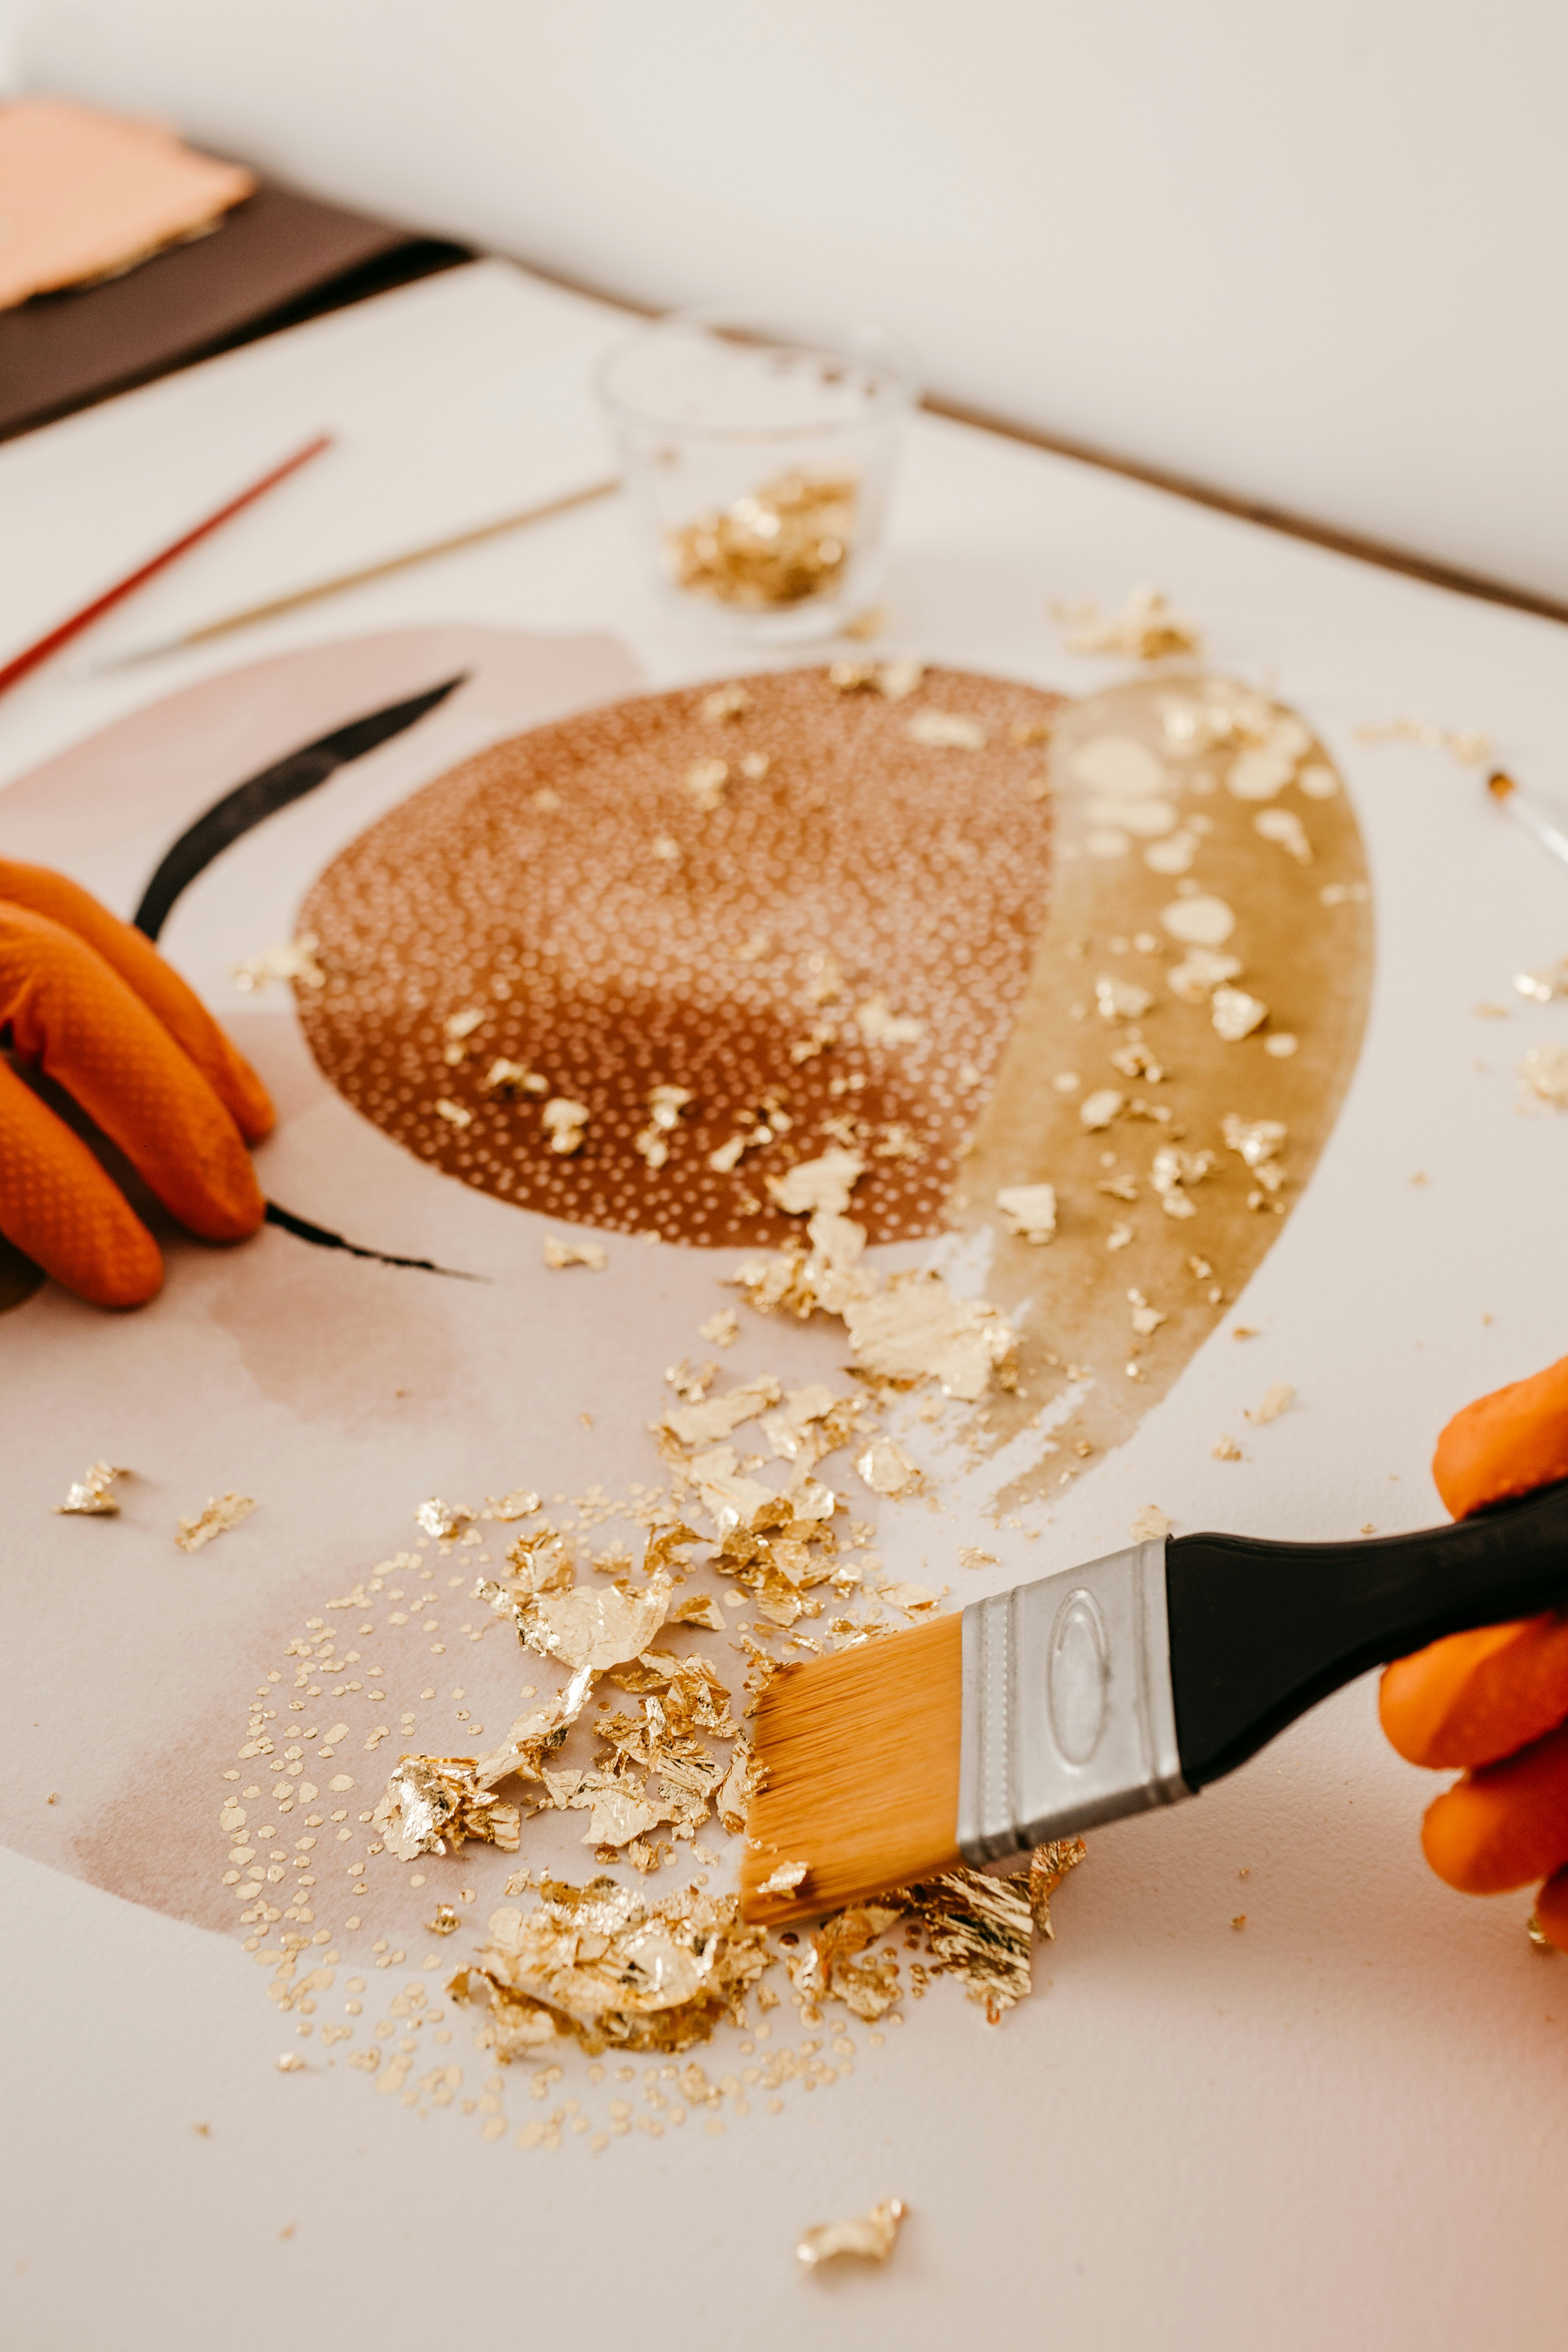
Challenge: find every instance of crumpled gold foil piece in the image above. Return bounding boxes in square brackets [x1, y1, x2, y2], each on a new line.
[372, 1755, 523, 1860]
[543, 1236, 607, 1270]
[844, 1271, 1017, 1401]
[900, 1868, 1033, 2022]
[663, 1372, 782, 1448]
[174, 1492, 255, 1552]
[416, 1496, 472, 1539]
[452, 1876, 773, 2055]
[56, 1460, 126, 1516]
[1060, 585, 1201, 659]
[995, 1183, 1057, 1243]
[1028, 1838, 1087, 1939]
[796, 2198, 907, 2269]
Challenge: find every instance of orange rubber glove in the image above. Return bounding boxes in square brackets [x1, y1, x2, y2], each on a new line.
[0, 858, 273, 1307]
[1381, 1353, 1568, 1947]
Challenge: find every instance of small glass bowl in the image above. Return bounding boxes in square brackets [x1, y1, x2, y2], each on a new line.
[597, 306, 918, 643]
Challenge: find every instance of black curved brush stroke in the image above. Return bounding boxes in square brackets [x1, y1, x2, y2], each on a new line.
[133, 674, 467, 940]
[263, 1201, 484, 1280]
[133, 672, 475, 1270]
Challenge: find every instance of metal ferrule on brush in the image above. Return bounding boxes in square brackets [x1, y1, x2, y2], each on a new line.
[956, 1539, 1188, 1863]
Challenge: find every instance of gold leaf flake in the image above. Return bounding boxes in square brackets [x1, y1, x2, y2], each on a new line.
[1106, 1221, 1134, 1251]
[1160, 894, 1236, 948]
[995, 1182, 1057, 1243]
[454, 1876, 772, 2055]
[481, 1057, 548, 1096]
[1127, 1287, 1166, 1336]
[1150, 1145, 1213, 1217]
[1254, 807, 1313, 864]
[483, 1488, 542, 1522]
[651, 835, 681, 865]
[685, 758, 730, 812]
[1078, 1087, 1124, 1132]
[740, 751, 771, 780]
[663, 1372, 782, 1448]
[844, 1271, 1017, 1401]
[1354, 715, 1492, 767]
[634, 1082, 694, 1169]
[1059, 585, 1201, 660]
[1211, 986, 1268, 1043]
[1167, 946, 1243, 1003]
[542, 1098, 589, 1155]
[698, 1307, 740, 1348]
[1095, 975, 1155, 1022]
[878, 1581, 942, 1614]
[757, 1859, 809, 1898]
[902, 1868, 1032, 2018]
[174, 1493, 255, 1552]
[426, 1903, 461, 1935]
[416, 1498, 472, 1539]
[1129, 1505, 1171, 1541]
[959, 1546, 998, 1571]
[1213, 1434, 1243, 1460]
[1245, 1383, 1295, 1425]
[668, 473, 857, 612]
[231, 932, 326, 994]
[515, 1578, 672, 1675]
[1221, 1114, 1288, 1185]
[854, 1438, 921, 1498]
[687, 1446, 776, 1536]
[905, 710, 986, 750]
[701, 683, 753, 723]
[434, 1098, 472, 1130]
[1264, 1033, 1298, 1058]
[1514, 960, 1568, 1004]
[1519, 1042, 1568, 1111]
[276, 2052, 307, 2073]
[543, 1236, 607, 1271]
[842, 604, 886, 641]
[796, 2196, 908, 2269]
[55, 1460, 126, 1516]
[714, 1736, 765, 1834]
[766, 1146, 864, 1216]
[664, 1357, 717, 1405]
[856, 993, 924, 1047]
[372, 1756, 522, 1861]
[1028, 1837, 1086, 1938]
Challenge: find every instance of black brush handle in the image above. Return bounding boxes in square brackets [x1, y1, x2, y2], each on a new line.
[1165, 1479, 1568, 1788]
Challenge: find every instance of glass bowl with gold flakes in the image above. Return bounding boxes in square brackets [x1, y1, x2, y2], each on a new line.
[598, 307, 917, 643]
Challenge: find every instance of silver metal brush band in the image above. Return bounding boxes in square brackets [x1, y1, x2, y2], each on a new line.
[955, 1540, 1188, 1864]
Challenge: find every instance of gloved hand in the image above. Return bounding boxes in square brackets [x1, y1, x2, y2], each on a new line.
[1380, 1353, 1568, 1947]
[0, 858, 273, 1307]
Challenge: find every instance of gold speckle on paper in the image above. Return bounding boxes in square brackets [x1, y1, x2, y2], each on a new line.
[1245, 1382, 1295, 1425]
[276, 2052, 306, 2073]
[543, 1237, 607, 1271]
[685, 759, 730, 813]
[995, 1183, 1057, 1243]
[698, 1308, 740, 1348]
[1354, 715, 1493, 768]
[1213, 1434, 1243, 1461]
[427, 1904, 461, 1936]
[905, 710, 986, 750]
[1057, 586, 1202, 661]
[701, 683, 753, 724]
[435, 1098, 473, 1130]
[55, 1460, 126, 1516]
[231, 933, 326, 994]
[1129, 1505, 1171, 1541]
[1519, 1043, 1568, 1112]
[668, 473, 857, 611]
[543, 1099, 589, 1156]
[1210, 986, 1268, 1043]
[1514, 960, 1568, 1005]
[1078, 1087, 1124, 1133]
[854, 1438, 921, 1498]
[416, 1498, 472, 1539]
[175, 1493, 256, 1553]
[796, 2197, 907, 2270]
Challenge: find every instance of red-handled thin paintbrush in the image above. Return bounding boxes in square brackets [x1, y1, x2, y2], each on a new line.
[0, 431, 333, 701]
[741, 1479, 1568, 1925]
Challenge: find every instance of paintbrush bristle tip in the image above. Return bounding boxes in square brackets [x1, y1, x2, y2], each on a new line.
[741, 1611, 964, 1927]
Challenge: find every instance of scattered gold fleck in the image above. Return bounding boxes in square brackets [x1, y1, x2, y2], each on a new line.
[1129, 1505, 1171, 1541]
[543, 1237, 608, 1271]
[635, 1083, 694, 1169]
[55, 1460, 126, 1516]
[1079, 1087, 1124, 1132]
[856, 993, 924, 1047]
[701, 683, 753, 723]
[796, 2197, 907, 2270]
[844, 1271, 1017, 1400]
[668, 473, 857, 610]
[854, 1438, 921, 1498]
[1354, 715, 1492, 767]
[416, 1498, 472, 1539]
[1167, 946, 1243, 1004]
[1213, 1435, 1243, 1461]
[905, 709, 986, 750]
[959, 1546, 998, 1571]
[481, 1057, 548, 1096]
[542, 1098, 589, 1155]
[1106, 1222, 1133, 1251]
[1254, 806, 1313, 864]
[276, 2053, 306, 2073]
[1057, 586, 1201, 660]
[426, 1904, 461, 1936]
[842, 604, 886, 641]
[995, 1183, 1057, 1244]
[1028, 1837, 1086, 1938]
[1127, 1287, 1166, 1337]
[651, 835, 681, 866]
[1245, 1383, 1295, 1425]
[434, 1098, 472, 1130]
[371, 1757, 522, 1862]
[1519, 1043, 1568, 1111]
[1264, 1033, 1298, 1058]
[685, 757, 731, 812]
[1211, 986, 1269, 1043]
[1231, 1914, 1247, 1931]
[1515, 960, 1568, 1005]
[231, 933, 325, 993]
[1161, 894, 1236, 949]
[757, 1860, 810, 1899]
[175, 1493, 256, 1553]
[698, 1308, 740, 1348]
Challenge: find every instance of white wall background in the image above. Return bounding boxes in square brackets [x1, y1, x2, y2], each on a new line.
[9, 0, 1568, 608]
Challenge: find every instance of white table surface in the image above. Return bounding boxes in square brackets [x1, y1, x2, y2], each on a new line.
[3, 258, 1568, 2352]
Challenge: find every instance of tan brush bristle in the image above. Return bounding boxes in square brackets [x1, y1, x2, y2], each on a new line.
[740, 1614, 963, 1926]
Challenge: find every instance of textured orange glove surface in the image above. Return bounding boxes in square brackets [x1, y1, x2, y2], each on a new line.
[0, 858, 274, 1306]
[1381, 1354, 1568, 1947]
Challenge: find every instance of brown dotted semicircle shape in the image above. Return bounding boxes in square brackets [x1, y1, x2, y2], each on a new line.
[296, 665, 1061, 1250]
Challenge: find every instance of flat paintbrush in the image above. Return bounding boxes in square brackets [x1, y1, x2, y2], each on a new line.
[741, 1479, 1568, 1925]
